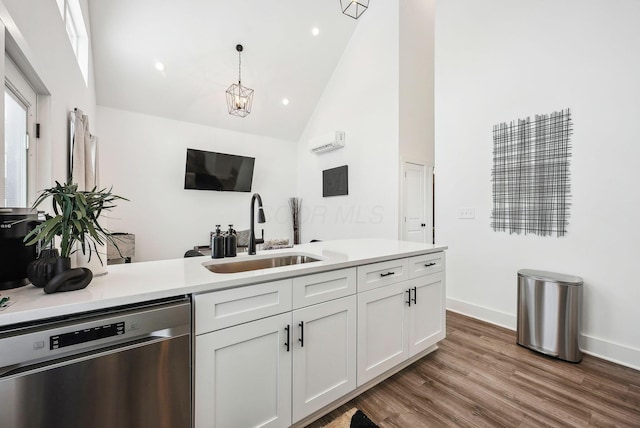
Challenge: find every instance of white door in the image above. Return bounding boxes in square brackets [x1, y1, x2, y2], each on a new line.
[195, 313, 292, 428]
[3, 54, 37, 207]
[292, 295, 357, 423]
[407, 273, 446, 357]
[402, 162, 431, 243]
[357, 282, 409, 386]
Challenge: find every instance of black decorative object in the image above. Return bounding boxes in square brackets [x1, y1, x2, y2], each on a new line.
[27, 248, 61, 288]
[226, 44, 254, 117]
[323, 165, 349, 197]
[340, 0, 369, 19]
[491, 108, 572, 237]
[289, 198, 301, 245]
[44, 268, 93, 294]
[42, 256, 93, 294]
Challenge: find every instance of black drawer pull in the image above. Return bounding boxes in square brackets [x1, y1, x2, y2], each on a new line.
[298, 321, 304, 347]
[412, 286, 417, 304]
[424, 262, 436, 267]
[406, 289, 412, 307]
[284, 325, 290, 352]
[380, 271, 395, 277]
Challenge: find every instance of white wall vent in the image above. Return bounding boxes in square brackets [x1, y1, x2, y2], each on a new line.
[309, 131, 345, 154]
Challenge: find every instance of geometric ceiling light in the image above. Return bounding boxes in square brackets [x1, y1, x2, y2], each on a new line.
[340, 0, 369, 19]
[226, 44, 254, 118]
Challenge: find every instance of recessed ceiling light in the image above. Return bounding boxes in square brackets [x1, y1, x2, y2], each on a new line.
[282, 98, 290, 106]
[311, 27, 320, 36]
[155, 61, 166, 72]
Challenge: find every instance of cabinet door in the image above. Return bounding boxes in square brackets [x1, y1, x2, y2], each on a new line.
[195, 313, 292, 428]
[357, 282, 409, 386]
[292, 295, 357, 423]
[408, 273, 446, 357]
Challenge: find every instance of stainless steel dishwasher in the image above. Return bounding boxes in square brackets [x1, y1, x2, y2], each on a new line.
[0, 296, 191, 428]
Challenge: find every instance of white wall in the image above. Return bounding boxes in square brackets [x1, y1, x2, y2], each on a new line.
[2, 0, 97, 186]
[296, 0, 400, 243]
[435, 0, 640, 369]
[399, 0, 434, 165]
[97, 106, 297, 262]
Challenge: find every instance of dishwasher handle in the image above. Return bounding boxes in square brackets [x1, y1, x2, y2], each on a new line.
[0, 334, 185, 380]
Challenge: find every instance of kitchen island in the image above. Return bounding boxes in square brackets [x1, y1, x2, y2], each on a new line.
[0, 239, 446, 326]
[0, 239, 447, 428]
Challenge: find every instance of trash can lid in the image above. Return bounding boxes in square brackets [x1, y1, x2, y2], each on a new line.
[517, 269, 583, 285]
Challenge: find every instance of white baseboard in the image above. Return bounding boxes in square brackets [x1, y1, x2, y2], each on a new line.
[446, 298, 516, 330]
[580, 334, 640, 371]
[446, 298, 640, 371]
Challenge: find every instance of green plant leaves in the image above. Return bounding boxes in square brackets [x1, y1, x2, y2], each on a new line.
[24, 180, 128, 263]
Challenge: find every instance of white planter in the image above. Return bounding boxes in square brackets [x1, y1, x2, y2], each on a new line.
[73, 243, 108, 276]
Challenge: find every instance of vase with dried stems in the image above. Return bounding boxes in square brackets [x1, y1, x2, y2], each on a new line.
[289, 197, 301, 245]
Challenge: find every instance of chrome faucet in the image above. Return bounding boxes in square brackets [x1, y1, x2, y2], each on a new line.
[249, 193, 266, 255]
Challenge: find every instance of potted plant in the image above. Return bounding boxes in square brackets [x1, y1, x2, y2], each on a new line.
[24, 180, 127, 290]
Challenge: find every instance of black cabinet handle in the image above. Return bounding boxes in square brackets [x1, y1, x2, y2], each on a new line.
[380, 271, 395, 277]
[298, 321, 304, 347]
[284, 325, 290, 352]
[424, 262, 436, 267]
[412, 287, 417, 305]
[406, 289, 412, 307]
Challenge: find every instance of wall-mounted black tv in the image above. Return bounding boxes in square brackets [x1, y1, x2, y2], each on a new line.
[184, 148, 255, 192]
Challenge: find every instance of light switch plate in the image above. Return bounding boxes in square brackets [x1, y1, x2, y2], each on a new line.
[458, 208, 475, 219]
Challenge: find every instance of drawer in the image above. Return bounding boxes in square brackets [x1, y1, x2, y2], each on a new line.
[292, 268, 356, 309]
[194, 279, 292, 335]
[408, 252, 445, 279]
[357, 258, 409, 292]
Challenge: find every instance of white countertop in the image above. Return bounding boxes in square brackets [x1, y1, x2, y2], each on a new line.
[0, 239, 447, 327]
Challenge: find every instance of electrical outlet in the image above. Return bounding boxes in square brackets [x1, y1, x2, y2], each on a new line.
[458, 208, 475, 219]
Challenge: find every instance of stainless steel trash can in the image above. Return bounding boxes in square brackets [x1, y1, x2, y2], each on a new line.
[517, 269, 583, 363]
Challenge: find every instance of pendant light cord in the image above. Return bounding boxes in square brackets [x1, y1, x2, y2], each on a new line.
[238, 50, 242, 86]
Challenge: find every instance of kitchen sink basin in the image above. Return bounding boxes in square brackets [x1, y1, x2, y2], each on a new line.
[204, 254, 323, 273]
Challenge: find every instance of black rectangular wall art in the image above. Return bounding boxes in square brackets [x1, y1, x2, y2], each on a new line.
[323, 165, 348, 197]
[491, 108, 572, 237]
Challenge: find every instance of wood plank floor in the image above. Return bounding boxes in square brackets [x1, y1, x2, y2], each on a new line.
[306, 311, 640, 428]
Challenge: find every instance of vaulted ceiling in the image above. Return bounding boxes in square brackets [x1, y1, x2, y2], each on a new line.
[89, 0, 360, 142]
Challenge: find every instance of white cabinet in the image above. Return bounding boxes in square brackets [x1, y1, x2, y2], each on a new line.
[292, 295, 356, 423]
[292, 268, 356, 309]
[357, 281, 409, 385]
[357, 270, 445, 386]
[194, 251, 445, 426]
[194, 279, 292, 334]
[195, 271, 358, 427]
[408, 273, 445, 356]
[357, 258, 409, 292]
[195, 312, 292, 428]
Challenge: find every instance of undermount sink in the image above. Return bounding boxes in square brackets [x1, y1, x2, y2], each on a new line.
[203, 254, 323, 274]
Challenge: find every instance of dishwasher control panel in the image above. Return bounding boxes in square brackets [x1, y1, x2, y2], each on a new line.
[50, 322, 125, 350]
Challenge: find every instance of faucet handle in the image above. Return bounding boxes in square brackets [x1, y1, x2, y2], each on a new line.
[255, 229, 264, 244]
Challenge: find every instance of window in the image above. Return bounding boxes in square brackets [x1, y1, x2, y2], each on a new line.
[56, 0, 89, 85]
[3, 55, 37, 207]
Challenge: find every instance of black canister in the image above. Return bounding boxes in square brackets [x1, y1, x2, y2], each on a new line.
[212, 225, 225, 259]
[0, 208, 38, 289]
[225, 224, 237, 257]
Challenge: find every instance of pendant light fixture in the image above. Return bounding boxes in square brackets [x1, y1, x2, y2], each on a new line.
[340, 0, 369, 19]
[226, 44, 254, 118]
